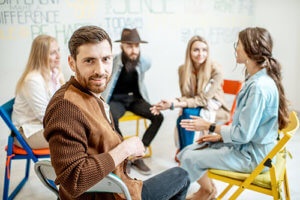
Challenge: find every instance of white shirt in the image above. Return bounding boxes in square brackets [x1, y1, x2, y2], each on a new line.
[12, 71, 62, 138]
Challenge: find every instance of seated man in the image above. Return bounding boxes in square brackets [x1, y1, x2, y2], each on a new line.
[43, 25, 190, 200]
[102, 28, 164, 175]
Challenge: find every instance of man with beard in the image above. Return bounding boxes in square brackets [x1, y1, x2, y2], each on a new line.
[102, 28, 163, 175]
[43, 25, 190, 200]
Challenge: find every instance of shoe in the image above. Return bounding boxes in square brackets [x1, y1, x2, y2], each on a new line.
[131, 159, 152, 175]
[126, 160, 131, 174]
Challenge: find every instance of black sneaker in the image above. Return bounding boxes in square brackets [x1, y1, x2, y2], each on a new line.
[131, 159, 151, 175]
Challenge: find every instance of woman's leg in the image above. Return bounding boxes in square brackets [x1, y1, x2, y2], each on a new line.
[190, 173, 217, 200]
[14, 129, 48, 149]
[177, 107, 201, 150]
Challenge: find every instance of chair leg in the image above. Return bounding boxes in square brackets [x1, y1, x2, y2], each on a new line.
[8, 159, 31, 200]
[283, 169, 290, 200]
[217, 183, 233, 199]
[228, 186, 244, 200]
[3, 157, 11, 200]
[136, 119, 140, 137]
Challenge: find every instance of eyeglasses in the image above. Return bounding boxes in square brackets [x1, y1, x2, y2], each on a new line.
[233, 42, 237, 49]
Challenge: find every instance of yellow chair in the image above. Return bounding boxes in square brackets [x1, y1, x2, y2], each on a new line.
[207, 111, 299, 200]
[119, 111, 152, 157]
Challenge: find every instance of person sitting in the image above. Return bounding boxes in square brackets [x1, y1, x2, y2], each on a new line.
[177, 27, 289, 200]
[12, 35, 64, 149]
[151, 35, 229, 150]
[102, 28, 164, 175]
[43, 25, 190, 200]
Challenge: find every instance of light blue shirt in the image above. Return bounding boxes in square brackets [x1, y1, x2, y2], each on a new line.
[220, 68, 279, 164]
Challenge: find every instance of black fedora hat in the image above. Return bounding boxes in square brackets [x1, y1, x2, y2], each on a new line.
[115, 28, 148, 43]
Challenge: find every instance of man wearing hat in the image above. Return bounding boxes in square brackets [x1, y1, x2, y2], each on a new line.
[102, 28, 163, 175]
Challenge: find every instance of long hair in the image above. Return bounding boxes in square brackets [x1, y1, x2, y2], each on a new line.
[180, 35, 212, 96]
[238, 27, 289, 129]
[15, 35, 64, 94]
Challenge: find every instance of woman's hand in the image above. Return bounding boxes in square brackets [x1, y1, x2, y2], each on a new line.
[196, 134, 223, 144]
[150, 99, 172, 115]
[180, 115, 210, 131]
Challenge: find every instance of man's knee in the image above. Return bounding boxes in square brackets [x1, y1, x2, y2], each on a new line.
[151, 113, 164, 124]
[172, 167, 190, 185]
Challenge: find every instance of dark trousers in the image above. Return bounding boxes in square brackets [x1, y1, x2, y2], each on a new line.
[109, 94, 163, 147]
[142, 167, 190, 200]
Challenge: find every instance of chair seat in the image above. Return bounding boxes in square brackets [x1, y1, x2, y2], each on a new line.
[119, 111, 145, 121]
[208, 152, 286, 189]
[5, 144, 50, 155]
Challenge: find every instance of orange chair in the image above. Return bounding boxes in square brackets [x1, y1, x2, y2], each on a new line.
[0, 98, 50, 200]
[222, 79, 243, 125]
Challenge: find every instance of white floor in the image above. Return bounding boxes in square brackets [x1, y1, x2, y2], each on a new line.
[0, 111, 300, 200]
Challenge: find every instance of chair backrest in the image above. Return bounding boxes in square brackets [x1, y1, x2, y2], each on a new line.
[34, 160, 132, 200]
[222, 80, 243, 125]
[0, 98, 39, 161]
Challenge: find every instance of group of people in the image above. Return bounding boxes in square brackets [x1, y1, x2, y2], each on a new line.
[11, 25, 289, 200]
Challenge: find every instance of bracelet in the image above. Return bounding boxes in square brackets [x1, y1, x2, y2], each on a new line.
[170, 102, 174, 110]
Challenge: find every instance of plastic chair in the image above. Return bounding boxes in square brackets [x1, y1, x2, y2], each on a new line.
[34, 160, 132, 200]
[0, 98, 50, 200]
[119, 111, 152, 157]
[222, 79, 243, 125]
[207, 111, 299, 200]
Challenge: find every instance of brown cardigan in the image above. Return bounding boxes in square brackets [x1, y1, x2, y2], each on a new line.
[177, 62, 230, 121]
[43, 77, 142, 200]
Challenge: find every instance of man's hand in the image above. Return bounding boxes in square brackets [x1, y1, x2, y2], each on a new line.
[109, 136, 145, 167]
[196, 134, 223, 144]
[122, 137, 145, 157]
[150, 99, 172, 115]
[180, 115, 210, 131]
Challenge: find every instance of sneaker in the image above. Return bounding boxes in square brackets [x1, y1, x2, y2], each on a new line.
[126, 160, 131, 174]
[131, 159, 151, 175]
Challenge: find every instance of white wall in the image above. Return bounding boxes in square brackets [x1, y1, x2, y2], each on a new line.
[0, 0, 299, 142]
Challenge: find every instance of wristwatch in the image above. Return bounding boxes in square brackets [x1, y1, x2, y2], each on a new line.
[208, 123, 216, 133]
[170, 102, 174, 110]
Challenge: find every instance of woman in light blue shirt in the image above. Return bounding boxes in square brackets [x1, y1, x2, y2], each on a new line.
[177, 27, 289, 200]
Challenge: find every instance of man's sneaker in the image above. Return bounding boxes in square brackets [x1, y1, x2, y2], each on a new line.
[131, 159, 151, 175]
[126, 160, 131, 174]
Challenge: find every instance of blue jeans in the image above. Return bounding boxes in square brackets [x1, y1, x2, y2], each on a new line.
[177, 107, 201, 150]
[141, 167, 190, 200]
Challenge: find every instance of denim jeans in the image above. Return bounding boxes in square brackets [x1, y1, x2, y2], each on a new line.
[177, 107, 202, 150]
[141, 167, 190, 200]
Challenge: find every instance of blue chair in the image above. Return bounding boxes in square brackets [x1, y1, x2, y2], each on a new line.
[34, 160, 132, 200]
[0, 98, 50, 200]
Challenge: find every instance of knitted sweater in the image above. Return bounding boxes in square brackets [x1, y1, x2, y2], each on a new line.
[43, 77, 142, 200]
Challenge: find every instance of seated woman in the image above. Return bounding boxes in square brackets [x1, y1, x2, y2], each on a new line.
[177, 27, 290, 200]
[12, 35, 64, 149]
[151, 35, 229, 150]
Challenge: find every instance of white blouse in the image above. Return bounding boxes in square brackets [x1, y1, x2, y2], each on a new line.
[12, 71, 62, 138]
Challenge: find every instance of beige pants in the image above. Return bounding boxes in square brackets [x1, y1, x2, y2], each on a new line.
[14, 128, 49, 149]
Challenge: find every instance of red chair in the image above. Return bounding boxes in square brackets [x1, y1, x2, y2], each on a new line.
[222, 79, 243, 125]
[0, 98, 50, 200]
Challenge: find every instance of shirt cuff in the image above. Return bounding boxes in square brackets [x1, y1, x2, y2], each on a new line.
[220, 125, 232, 143]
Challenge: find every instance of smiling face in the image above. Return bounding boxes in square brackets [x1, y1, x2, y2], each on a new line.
[68, 40, 113, 95]
[190, 41, 208, 67]
[48, 41, 60, 71]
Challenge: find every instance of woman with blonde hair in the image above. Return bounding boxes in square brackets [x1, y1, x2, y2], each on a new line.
[151, 35, 229, 150]
[177, 27, 290, 200]
[12, 35, 64, 149]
